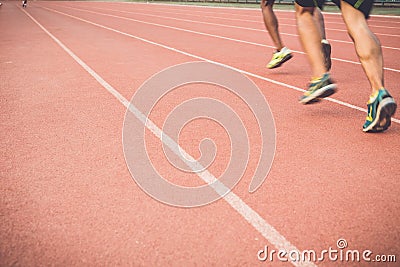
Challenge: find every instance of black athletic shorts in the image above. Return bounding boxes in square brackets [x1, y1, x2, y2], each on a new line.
[294, 0, 373, 18]
[265, 0, 325, 10]
[263, 0, 325, 9]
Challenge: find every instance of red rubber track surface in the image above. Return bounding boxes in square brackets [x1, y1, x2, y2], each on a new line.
[1, 1, 399, 266]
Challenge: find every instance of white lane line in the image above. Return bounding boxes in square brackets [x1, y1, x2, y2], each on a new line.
[69, 5, 400, 52]
[152, 2, 400, 21]
[151, 1, 400, 21]
[125, 2, 400, 26]
[47, 4, 400, 73]
[38, 5, 400, 125]
[21, 6, 317, 267]
[108, 7, 400, 50]
[110, 0, 400, 27]
[74, 2, 400, 38]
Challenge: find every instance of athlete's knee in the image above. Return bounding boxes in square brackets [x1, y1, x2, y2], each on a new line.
[345, 15, 375, 42]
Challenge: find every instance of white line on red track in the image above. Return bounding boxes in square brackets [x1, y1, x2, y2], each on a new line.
[71, 5, 400, 51]
[76, 3, 400, 38]
[50, 4, 400, 73]
[38, 5, 400, 125]
[124, 2, 400, 26]
[21, 6, 317, 267]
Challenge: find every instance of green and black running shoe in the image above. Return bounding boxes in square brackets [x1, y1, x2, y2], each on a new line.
[299, 73, 337, 104]
[363, 88, 397, 133]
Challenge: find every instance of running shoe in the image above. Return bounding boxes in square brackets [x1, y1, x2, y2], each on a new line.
[321, 39, 332, 71]
[363, 89, 397, 132]
[299, 73, 337, 104]
[267, 47, 293, 69]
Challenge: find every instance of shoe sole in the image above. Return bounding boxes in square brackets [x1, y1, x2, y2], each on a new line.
[267, 54, 293, 69]
[363, 97, 397, 133]
[299, 83, 337, 104]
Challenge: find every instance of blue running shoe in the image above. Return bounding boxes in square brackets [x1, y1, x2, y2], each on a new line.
[363, 89, 397, 132]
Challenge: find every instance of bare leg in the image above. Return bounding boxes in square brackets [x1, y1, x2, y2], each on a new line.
[295, 3, 326, 78]
[261, 0, 284, 51]
[314, 8, 326, 40]
[340, 0, 384, 93]
[261, 0, 325, 50]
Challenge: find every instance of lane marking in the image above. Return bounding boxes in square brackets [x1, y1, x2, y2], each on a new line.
[47, 4, 400, 73]
[38, 5, 400, 124]
[64, 2, 400, 38]
[21, 6, 317, 267]
[70, 4, 400, 51]
[70, 0, 400, 27]
[125, 2, 400, 22]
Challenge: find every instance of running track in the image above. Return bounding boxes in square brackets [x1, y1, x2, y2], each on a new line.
[1, 1, 399, 266]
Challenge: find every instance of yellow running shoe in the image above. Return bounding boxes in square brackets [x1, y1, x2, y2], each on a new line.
[299, 73, 337, 104]
[267, 47, 293, 69]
